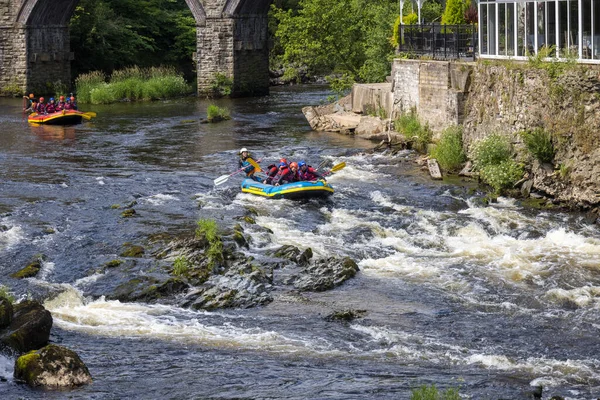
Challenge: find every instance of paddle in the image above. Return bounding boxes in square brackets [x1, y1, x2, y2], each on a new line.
[214, 157, 262, 186]
[322, 162, 346, 176]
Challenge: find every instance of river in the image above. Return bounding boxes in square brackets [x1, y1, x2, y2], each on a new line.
[1, 87, 599, 399]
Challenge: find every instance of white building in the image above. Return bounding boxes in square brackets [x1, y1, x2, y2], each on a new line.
[478, 0, 600, 61]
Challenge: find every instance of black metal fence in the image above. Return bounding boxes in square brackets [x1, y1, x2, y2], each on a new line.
[398, 24, 478, 61]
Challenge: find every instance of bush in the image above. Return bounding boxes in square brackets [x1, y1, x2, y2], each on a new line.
[206, 104, 231, 123]
[430, 125, 466, 171]
[394, 112, 431, 152]
[172, 256, 190, 276]
[520, 127, 554, 163]
[75, 70, 106, 103]
[469, 133, 512, 170]
[325, 73, 355, 100]
[411, 384, 461, 400]
[479, 160, 524, 192]
[210, 73, 233, 97]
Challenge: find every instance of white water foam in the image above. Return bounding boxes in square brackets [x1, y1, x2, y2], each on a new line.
[44, 289, 341, 355]
[36, 260, 55, 281]
[144, 193, 180, 206]
[545, 286, 600, 308]
[0, 353, 13, 381]
[0, 223, 24, 251]
[354, 325, 600, 386]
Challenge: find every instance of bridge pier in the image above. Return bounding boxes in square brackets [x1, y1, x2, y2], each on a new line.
[196, 14, 269, 96]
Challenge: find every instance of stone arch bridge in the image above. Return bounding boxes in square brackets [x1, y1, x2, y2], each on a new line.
[0, 0, 272, 96]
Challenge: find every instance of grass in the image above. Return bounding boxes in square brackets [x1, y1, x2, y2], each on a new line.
[0, 285, 15, 303]
[520, 127, 554, 163]
[411, 384, 461, 400]
[172, 256, 190, 277]
[430, 125, 466, 172]
[207, 104, 231, 123]
[394, 111, 431, 153]
[75, 66, 192, 104]
[196, 219, 224, 268]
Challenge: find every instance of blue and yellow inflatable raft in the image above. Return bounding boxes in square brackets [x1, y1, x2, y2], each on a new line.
[241, 179, 334, 200]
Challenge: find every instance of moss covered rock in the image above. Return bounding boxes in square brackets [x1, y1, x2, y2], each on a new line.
[109, 276, 189, 303]
[120, 244, 145, 258]
[11, 260, 42, 279]
[120, 209, 136, 218]
[0, 298, 13, 329]
[0, 301, 52, 352]
[14, 344, 92, 387]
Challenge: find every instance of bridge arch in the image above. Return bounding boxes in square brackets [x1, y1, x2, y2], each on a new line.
[1, 0, 271, 96]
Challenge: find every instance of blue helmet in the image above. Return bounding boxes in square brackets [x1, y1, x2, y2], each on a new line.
[278, 162, 287, 168]
[49, 97, 55, 102]
[298, 161, 306, 168]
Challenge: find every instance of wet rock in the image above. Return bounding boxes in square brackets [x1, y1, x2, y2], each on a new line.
[120, 243, 145, 258]
[294, 257, 360, 292]
[183, 261, 273, 310]
[325, 309, 366, 322]
[523, 385, 543, 399]
[120, 209, 136, 218]
[11, 258, 43, 279]
[14, 344, 92, 388]
[270, 245, 301, 261]
[109, 276, 189, 303]
[0, 301, 52, 353]
[0, 298, 13, 329]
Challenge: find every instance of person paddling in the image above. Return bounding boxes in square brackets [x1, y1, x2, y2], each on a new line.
[298, 161, 326, 182]
[23, 93, 36, 113]
[35, 97, 47, 114]
[238, 148, 262, 182]
[56, 95, 66, 111]
[45, 98, 57, 114]
[272, 161, 295, 186]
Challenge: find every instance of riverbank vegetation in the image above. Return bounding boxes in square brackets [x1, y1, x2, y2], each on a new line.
[411, 384, 461, 400]
[70, 0, 196, 81]
[75, 66, 192, 104]
[430, 126, 466, 172]
[206, 104, 231, 123]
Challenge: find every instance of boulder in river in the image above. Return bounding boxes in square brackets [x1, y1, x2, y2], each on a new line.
[0, 300, 52, 353]
[11, 258, 43, 279]
[14, 344, 92, 387]
[294, 257, 360, 292]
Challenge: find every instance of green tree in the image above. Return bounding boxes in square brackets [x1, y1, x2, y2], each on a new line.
[441, 0, 470, 25]
[271, 0, 397, 83]
[70, 0, 196, 79]
[422, 0, 443, 24]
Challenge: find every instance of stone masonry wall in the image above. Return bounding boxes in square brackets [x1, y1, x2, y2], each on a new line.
[26, 26, 72, 93]
[391, 59, 472, 135]
[197, 17, 235, 94]
[463, 63, 600, 207]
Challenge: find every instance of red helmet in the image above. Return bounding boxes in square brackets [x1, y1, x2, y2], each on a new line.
[70, 96, 75, 101]
[279, 158, 287, 165]
[59, 95, 65, 101]
[290, 162, 298, 170]
[39, 97, 44, 102]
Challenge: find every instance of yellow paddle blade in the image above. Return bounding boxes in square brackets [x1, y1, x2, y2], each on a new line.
[330, 162, 346, 172]
[83, 112, 97, 118]
[81, 113, 92, 120]
[247, 157, 262, 173]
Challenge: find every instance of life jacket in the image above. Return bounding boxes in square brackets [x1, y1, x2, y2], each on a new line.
[46, 103, 56, 113]
[56, 101, 66, 110]
[36, 103, 46, 114]
[298, 166, 321, 181]
[64, 102, 75, 110]
[273, 166, 294, 185]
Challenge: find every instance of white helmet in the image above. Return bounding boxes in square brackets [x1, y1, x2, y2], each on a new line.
[239, 148, 248, 154]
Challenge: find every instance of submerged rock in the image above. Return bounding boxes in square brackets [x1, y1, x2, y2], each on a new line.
[11, 259, 43, 279]
[325, 309, 367, 322]
[120, 243, 145, 258]
[0, 301, 52, 353]
[14, 344, 92, 388]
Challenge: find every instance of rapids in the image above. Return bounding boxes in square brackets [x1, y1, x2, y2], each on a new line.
[0, 87, 599, 399]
